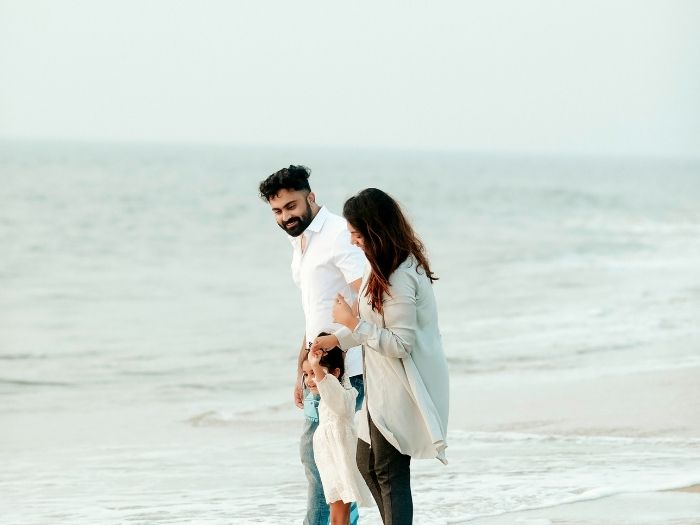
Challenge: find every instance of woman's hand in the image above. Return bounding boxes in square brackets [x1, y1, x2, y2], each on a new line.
[310, 334, 340, 353]
[332, 293, 359, 330]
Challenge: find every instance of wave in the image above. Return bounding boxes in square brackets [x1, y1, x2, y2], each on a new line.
[0, 377, 73, 388]
[186, 404, 294, 427]
[0, 353, 48, 361]
[448, 429, 700, 447]
[431, 429, 700, 523]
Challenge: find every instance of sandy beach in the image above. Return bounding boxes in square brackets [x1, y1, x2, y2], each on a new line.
[672, 484, 700, 494]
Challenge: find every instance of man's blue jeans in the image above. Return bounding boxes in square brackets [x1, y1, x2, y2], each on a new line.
[301, 375, 364, 525]
[350, 375, 364, 413]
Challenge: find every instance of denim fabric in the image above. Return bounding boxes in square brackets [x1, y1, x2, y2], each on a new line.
[300, 391, 329, 525]
[349, 375, 364, 413]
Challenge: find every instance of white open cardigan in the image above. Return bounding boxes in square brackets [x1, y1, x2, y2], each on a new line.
[334, 256, 449, 464]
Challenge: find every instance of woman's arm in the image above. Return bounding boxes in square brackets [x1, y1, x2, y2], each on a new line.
[336, 268, 418, 358]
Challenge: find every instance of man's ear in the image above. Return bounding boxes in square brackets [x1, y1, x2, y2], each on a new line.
[332, 368, 342, 378]
[307, 192, 316, 205]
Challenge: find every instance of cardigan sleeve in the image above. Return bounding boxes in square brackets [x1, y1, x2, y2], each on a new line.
[338, 266, 418, 359]
[335, 325, 361, 351]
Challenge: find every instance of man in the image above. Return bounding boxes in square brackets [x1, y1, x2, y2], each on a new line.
[258, 165, 365, 525]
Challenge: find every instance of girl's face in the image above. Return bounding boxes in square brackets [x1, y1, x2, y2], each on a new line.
[302, 360, 319, 394]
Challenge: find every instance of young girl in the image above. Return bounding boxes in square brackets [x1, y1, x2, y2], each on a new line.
[302, 336, 372, 525]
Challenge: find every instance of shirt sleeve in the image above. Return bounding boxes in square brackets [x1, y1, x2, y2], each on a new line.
[331, 228, 366, 284]
[337, 267, 418, 359]
[316, 374, 355, 417]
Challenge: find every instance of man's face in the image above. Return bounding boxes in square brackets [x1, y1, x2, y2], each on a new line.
[268, 188, 314, 237]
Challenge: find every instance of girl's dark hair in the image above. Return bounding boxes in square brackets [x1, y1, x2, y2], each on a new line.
[259, 165, 311, 201]
[310, 332, 345, 378]
[343, 188, 437, 313]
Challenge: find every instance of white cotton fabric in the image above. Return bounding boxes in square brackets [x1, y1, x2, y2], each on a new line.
[289, 206, 366, 377]
[335, 256, 450, 464]
[313, 374, 373, 506]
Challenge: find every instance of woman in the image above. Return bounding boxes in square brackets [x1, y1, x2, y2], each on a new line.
[312, 188, 449, 525]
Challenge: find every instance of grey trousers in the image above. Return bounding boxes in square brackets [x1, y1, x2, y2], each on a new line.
[356, 414, 413, 524]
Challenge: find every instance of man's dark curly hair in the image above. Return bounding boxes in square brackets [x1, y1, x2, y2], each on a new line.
[259, 165, 312, 201]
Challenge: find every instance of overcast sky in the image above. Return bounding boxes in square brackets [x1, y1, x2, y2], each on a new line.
[0, 0, 698, 157]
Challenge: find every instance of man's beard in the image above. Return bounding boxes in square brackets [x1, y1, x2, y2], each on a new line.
[278, 203, 313, 237]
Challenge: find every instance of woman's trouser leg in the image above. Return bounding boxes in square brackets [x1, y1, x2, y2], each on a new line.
[357, 415, 412, 524]
[356, 436, 385, 523]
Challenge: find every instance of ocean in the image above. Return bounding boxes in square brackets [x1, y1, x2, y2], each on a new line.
[1, 141, 699, 523]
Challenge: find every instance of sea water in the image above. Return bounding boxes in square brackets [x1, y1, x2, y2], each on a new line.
[1, 141, 699, 523]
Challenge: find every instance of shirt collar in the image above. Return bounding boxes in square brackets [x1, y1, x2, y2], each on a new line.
[306, 205, 329, 234]
[288, 205, 330, 245]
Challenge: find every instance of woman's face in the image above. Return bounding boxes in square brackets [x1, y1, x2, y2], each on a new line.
[348, 223, 365, 252]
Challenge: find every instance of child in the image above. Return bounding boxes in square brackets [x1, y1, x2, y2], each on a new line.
[302, 336, 372, 525]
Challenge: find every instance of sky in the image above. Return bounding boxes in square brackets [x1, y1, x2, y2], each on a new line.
[0, 0, 698, 157]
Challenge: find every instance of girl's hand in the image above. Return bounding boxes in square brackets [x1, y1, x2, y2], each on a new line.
[308, 347, 323, 367]
[332, 293, 358, 329]
[310, 334, 339, 353]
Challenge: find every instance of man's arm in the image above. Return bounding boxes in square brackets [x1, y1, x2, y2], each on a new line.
[349, 277, 362, 293]
[349, 278, 362, 316]
[293, 334, 307, 409]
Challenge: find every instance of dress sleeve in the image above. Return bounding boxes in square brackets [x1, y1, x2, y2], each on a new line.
[316, 374, 354, 417]
[338, 266, 417, 359]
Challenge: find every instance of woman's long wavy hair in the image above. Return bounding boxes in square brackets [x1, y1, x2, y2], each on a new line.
[343, 188, 437, 314]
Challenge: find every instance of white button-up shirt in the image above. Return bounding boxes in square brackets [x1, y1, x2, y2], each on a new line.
[290, 206, 366, 377]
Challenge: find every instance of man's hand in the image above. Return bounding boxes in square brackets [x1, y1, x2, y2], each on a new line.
[294, 379, 304, 409]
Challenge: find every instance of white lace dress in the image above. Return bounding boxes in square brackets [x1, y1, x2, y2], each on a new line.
[313, 374, 373, 506]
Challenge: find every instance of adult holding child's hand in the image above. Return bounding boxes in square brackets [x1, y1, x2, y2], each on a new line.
[310, 334, 339, 353]
[307, 346, 323, 367]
